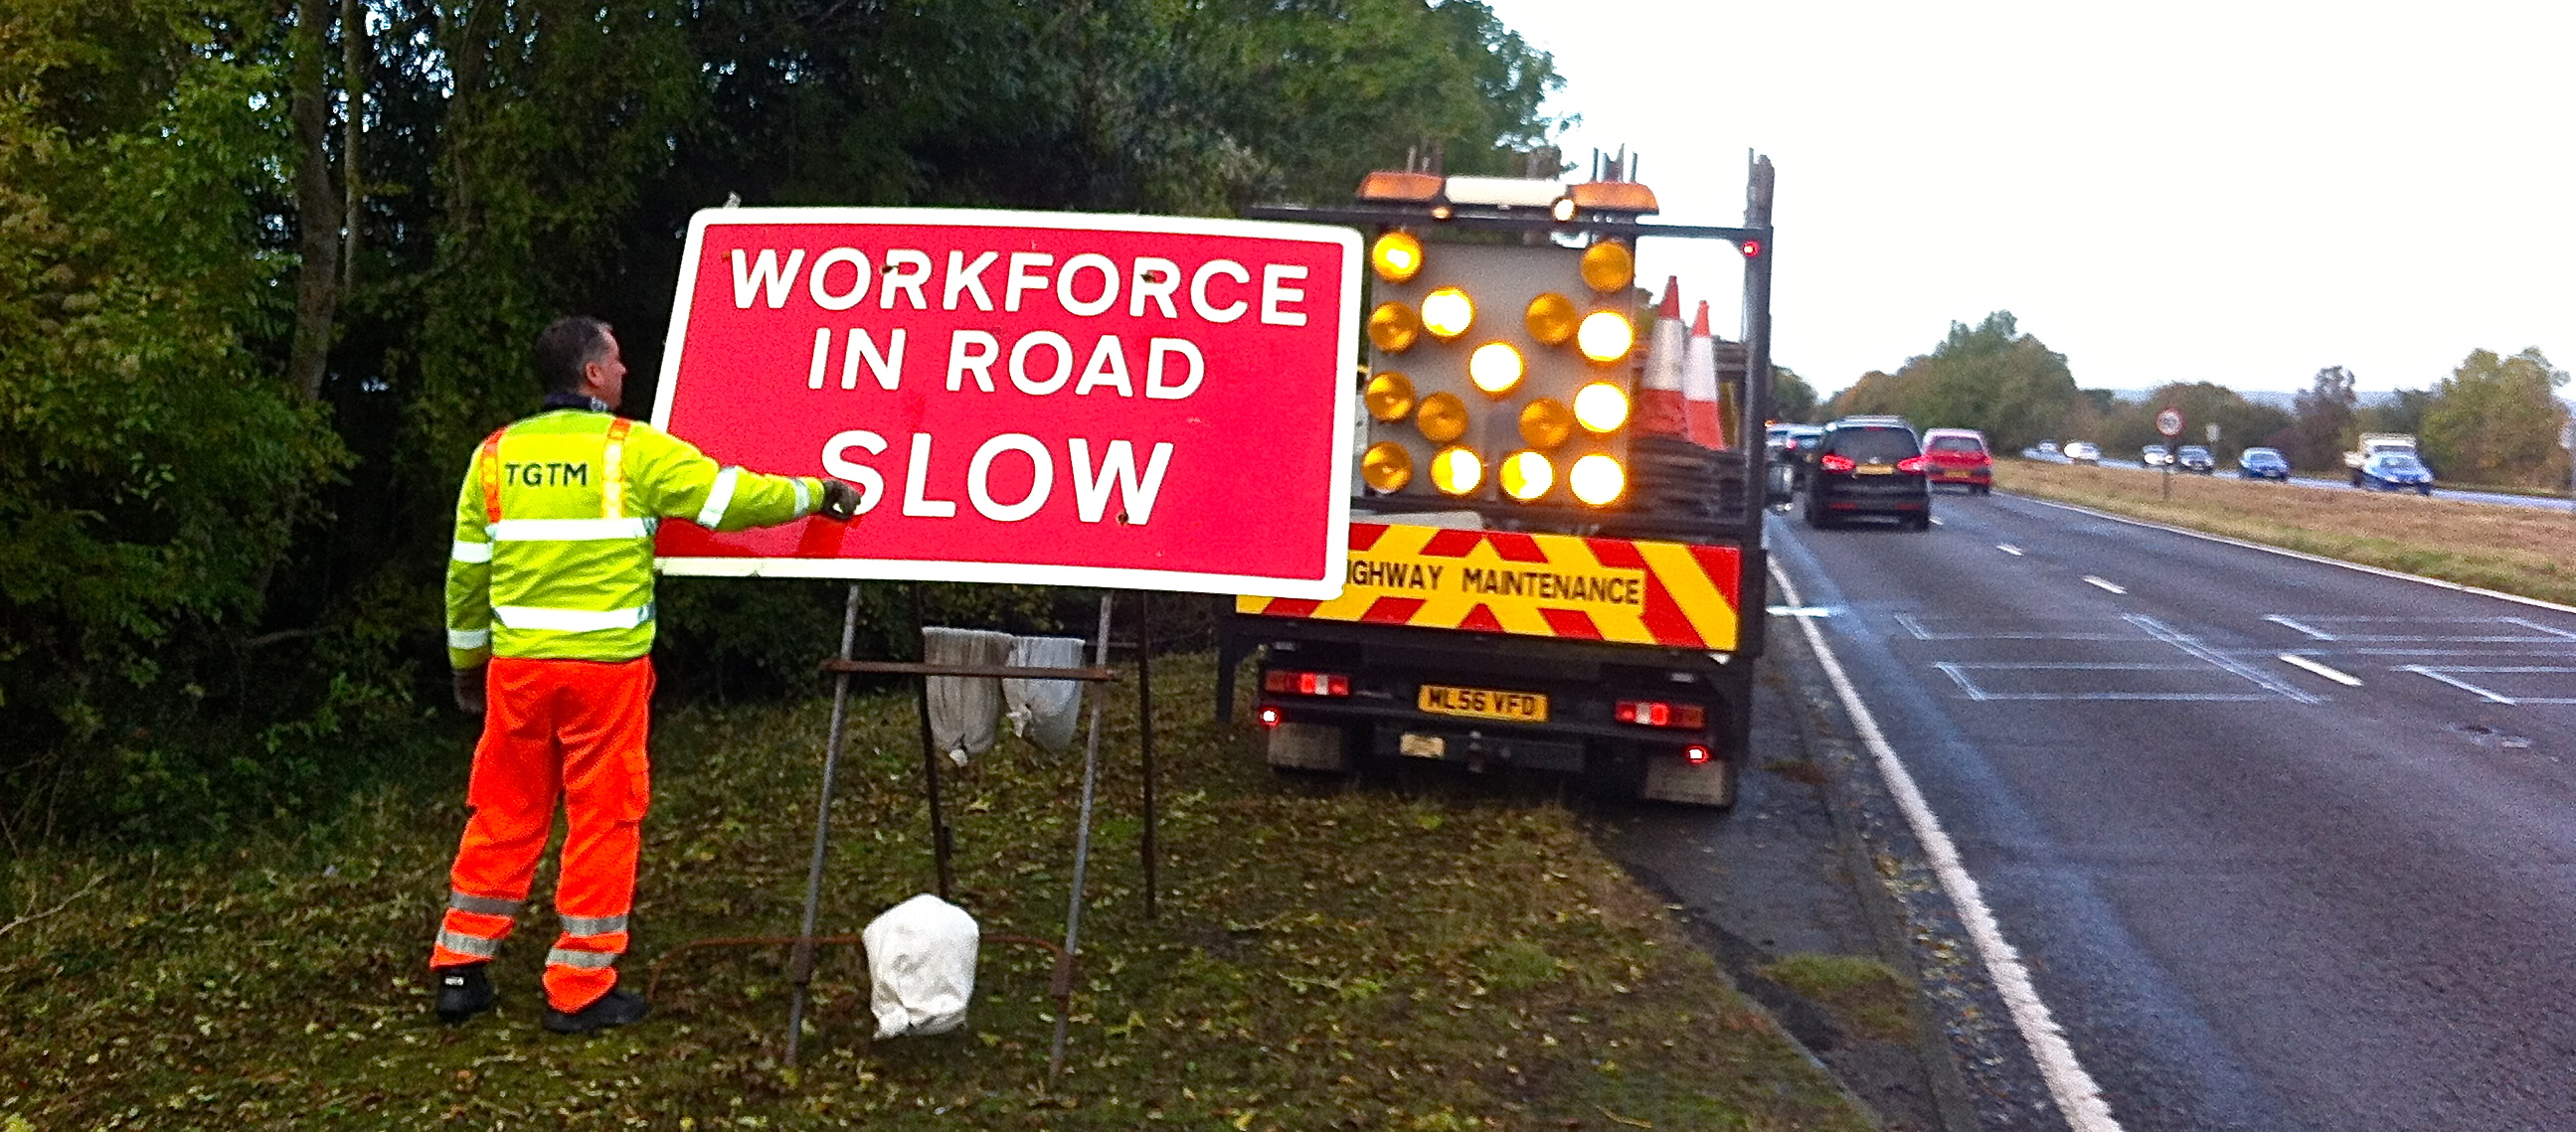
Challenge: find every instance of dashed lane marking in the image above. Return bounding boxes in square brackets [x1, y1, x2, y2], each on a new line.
[1997, 544, 2024, 556]
[2082, 575, 2127, 594]
[2277, 653, 2363, 687]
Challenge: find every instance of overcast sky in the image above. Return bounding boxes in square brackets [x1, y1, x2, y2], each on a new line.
[1477, 0, 2576, 397]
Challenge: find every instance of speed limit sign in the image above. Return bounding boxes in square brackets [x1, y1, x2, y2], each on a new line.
[2155, 407, 2184, 438]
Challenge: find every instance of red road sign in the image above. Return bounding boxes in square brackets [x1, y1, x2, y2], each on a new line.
[2155, 406, 2184, 437]
[648, 207, 1361, 598]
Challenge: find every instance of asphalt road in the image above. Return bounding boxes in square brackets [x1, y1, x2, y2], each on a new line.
[1765, 489, 2576, 1132]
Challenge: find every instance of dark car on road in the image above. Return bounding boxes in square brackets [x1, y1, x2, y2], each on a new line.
[2176, 445, 2216, 474]
[2238, 447, 2291, 480]
[2357, 451, 2435, 495]
[1804, 415, 1931, 530]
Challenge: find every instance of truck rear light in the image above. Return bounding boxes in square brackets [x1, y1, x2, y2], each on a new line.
[1258, 707, 1283, 728]
[1819, 454, 1855, 473]
[1264, 669, 1350, 697]
[1685, 744, 1712, 765]
[1616, 701, 1706, 729]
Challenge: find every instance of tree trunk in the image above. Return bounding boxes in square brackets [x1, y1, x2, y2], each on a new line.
[338, 0, 366, 296]
[288, 0, 342, 403]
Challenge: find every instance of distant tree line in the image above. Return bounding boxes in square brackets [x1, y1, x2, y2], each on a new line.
[1818, 312, 2573, 486]
[0, 0, 1563, 842]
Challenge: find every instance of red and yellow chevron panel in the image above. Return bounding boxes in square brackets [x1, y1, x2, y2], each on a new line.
[1237, 523, 1743, 650]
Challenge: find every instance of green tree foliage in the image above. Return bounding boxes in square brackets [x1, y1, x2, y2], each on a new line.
[2421, 348, 2571, 488]
[2289, 366, 2358, 471]
[0, 0, 351, 837]
[0, 0, 1563, 842]
[1822, 312, 2079, 450]
[1768, 365, 1819, 422]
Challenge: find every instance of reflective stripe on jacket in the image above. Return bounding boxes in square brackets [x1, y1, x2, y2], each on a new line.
[446, 410, 821, 668]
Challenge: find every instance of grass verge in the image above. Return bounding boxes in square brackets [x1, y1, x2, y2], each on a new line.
[1996, 460, 2576, 606]
[2, 653, 1874, 1131]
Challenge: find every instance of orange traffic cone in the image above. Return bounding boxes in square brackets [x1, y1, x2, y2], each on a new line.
[1635, 277, 1687, 437]
[1682, 300, 1724, 448]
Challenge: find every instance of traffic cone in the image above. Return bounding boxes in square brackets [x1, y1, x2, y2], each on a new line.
[1635, 277, 1687, 437]
[1682, 300, 1724, 448]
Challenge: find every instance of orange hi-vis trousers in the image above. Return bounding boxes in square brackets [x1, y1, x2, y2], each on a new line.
[430, 656, 654, 1013]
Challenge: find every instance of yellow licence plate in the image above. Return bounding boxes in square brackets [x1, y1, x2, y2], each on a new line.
[1856, 464, 1894, 475]
[1417, 685, 1549, 723]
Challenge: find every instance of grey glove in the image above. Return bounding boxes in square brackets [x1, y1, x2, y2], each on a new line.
[453, 667, 486, 716]
[817, 479, 863, 522]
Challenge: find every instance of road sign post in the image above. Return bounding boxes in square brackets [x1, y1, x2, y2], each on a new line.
[2156, 407, 2182, 499]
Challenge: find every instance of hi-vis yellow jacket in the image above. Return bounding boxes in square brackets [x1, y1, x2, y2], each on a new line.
[445, 409, 823, 669]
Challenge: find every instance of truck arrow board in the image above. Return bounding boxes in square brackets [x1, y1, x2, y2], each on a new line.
[649, 207, 1362, 598]
[1237, 523, 1744, 650]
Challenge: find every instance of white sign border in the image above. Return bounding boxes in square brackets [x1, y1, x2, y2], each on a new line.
[647, 206, 1361, 599]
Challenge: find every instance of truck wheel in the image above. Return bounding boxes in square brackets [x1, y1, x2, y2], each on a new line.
[1265, 721, 1354, 774]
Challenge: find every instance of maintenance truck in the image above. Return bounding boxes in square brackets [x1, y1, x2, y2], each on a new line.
[1215, 154, 1777, 808]
[2345, 432, 2419, 486]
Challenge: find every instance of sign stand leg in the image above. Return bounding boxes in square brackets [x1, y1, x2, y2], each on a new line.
[912, 583, 956, 900]
[1137, 591, 1158, 920]
[783, 582, 864, 1069]
[1048, 593, 1115, 1087]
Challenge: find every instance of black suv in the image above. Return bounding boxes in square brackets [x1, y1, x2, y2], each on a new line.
[1803, 415, 1931, 530]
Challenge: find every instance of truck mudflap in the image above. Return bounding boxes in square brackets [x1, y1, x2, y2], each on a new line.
[1238, 523, 1745, 652]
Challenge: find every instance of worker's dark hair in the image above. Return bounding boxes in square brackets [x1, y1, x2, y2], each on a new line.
[533, 316, 614, 395]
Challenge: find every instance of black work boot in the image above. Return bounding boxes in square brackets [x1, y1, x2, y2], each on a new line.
[544, 987, 648, 1035]
[433, 963, 496, 1024]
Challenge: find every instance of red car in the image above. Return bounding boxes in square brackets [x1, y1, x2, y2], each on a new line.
[1919, 427, 1992, 494]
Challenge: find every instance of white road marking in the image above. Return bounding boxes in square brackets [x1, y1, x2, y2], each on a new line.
[1771, 563, 2125, 1132]
[2264, 615, 2337, 641]
[1934, 662, 2288, 703]
[1930, 516, 1947, 527]
[2129, 615, 2320, 704]
[2403, 665, 2516, 705]
[2400, 666, 2576, 705]
[2277, 653, 2363, 686]
[2082, 575, 2127, 594]
[2510, 617, 2576, 642]
[1997, 544, 2024, 556]
[1767, 605, 1834, 617]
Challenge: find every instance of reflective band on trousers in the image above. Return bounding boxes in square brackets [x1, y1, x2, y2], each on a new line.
[447, 628, 491, 649]
[449, 891, 523, 916]
[491, 603, 656, 632]
[792, 477, 811, 514]
[487, 517, 653, 542]
[450, 540, 493, 564]
[438, 929, 501, 958]
[548, 948, 618, 969]
[695, 466, 742, 529]
[560, 913, 628, 935]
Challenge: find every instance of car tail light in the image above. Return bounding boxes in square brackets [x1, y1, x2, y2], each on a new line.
[1264, 669, 1350, 697]
[1896, 456, 1928, 474]
[1259, 707, 1282, 728]
[1684, 744, 1712, 765]
[1819, 454, 1855, 473]
[1616, 700, 1707, 729]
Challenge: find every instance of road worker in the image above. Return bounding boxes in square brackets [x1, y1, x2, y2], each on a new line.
[432, 315, 861, 1033]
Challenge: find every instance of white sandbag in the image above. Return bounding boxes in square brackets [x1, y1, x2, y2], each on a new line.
[1003, 635, 1089, 755]
[864, 893, 979, 1039]
[922, 627, 1012, 765]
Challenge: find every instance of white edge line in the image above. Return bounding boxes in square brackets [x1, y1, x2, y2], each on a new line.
[2277, 653, 2364, 687]
[2017, 496, 2576, 615]
[1770, 562, 2124, 1132]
